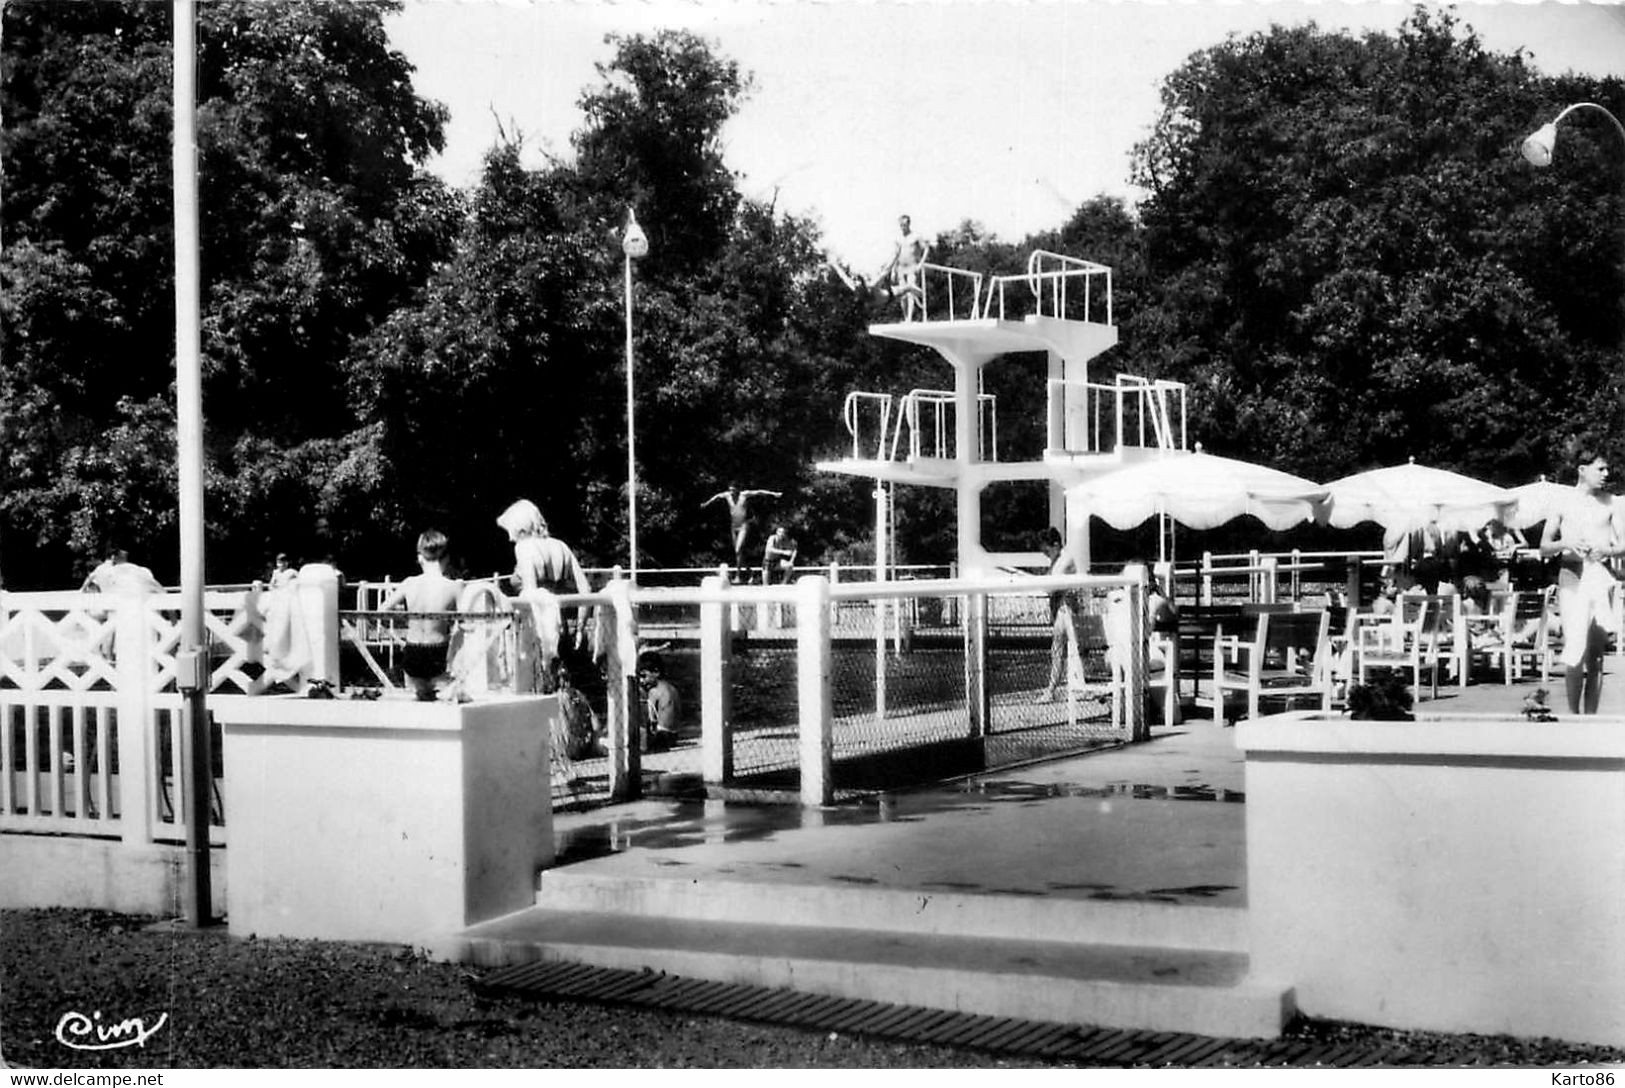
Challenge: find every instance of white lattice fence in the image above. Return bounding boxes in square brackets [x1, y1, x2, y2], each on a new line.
[0, 592, 119, 692]
[0, 586, 287, 844]
[150, 590, 275, 695]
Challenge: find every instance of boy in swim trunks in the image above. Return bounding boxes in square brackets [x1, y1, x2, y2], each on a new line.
[1539, 452, 1624, 714]
[378, 529, 463, 701]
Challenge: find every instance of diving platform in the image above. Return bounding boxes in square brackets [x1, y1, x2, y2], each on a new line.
[820, 247, 1187, 575]
[868, 313, 1118, 365]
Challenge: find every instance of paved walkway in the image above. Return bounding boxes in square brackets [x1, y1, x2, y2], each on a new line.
[549, 658, 1623, 908]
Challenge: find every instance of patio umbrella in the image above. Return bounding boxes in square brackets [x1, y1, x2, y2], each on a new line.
[1506, 476, 1572, 530]
[1066, 447, 1330, 533]
[1323, 458, 1515, 535]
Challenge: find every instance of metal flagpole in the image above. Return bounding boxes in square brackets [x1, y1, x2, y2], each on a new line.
[173, 0, 213, 926]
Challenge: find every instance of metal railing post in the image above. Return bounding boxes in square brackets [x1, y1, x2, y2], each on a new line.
[699, 574, 733, 789]
[602, 577, 640, 801]
[1129, 573, 1149, 742]
[965, 590, 989, 738]
[115, 591, 155, 846]
[796, 575, 833, 807]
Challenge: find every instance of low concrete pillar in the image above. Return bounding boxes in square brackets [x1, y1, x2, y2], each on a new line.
[1238, 715, 1625, 1048]
[217, 694, 557, 947]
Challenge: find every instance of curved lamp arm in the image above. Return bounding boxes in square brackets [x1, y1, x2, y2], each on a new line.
[1522, 102, 1625, 167]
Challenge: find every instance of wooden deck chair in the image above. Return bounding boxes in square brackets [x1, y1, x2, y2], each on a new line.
[1213, 609, 1333, 723]
[1472, 588, 1551, 684]
[1356, 594, 1438, 698]
[1537, 586, 1565, 681]
[1420, 593, 1468, 696]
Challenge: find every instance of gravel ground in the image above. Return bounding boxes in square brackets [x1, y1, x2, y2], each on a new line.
[3, 909, 1622, 1069]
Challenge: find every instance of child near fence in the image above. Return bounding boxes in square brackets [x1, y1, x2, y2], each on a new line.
[377, 529, 462, 701]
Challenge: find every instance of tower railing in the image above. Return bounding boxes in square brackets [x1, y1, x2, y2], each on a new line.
[892, 388, 998, 463]
[919, 262, 984, 322]
[842, 391, 893, 460]
[1046, 375, 1188, 455]
[1113, 374, 1187, 452]
[978, 251, 1113, 326]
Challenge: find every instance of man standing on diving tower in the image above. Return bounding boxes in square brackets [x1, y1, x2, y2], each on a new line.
[885, 214, 930, 322]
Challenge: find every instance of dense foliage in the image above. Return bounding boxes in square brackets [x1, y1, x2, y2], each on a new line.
[2, 0, 461, 584]
[2, 4, 1621, 588]
[1127, 9, 1624, 484]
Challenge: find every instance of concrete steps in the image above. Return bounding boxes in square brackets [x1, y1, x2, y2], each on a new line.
[446, 869, 1292, 1040]
[533, 869, 1248, 951]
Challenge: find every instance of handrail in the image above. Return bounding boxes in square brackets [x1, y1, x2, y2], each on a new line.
[624, 570, 1139, 608]
[978, 251, 1113, 324]
[916, 262, 984, 322]
[893, 388, 998, 462]
[843, 391, 893, 461]
[1045, 374, 1189, 455]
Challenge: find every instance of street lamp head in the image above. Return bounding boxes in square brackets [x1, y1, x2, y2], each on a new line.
[623, 211, 649, 259]
[1521, 121, 1559, 167]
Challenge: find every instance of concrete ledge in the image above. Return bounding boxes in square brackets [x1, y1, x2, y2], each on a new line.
[1239, 710, 1625, 1048]
[217, 694, 557, 946]
[0, 833, 225, 916]
[1238, 714, 1625, 761]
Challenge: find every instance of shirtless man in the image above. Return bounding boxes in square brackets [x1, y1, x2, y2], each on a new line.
[1539, 452, 1624, 714]
[761, 524, 798, 585]
[378, 529, 462, 701]
[701, 484, 782, 571]
[884, 214, 930, 321]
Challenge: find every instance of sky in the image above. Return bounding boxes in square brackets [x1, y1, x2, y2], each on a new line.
[384, 0, 1625, 269]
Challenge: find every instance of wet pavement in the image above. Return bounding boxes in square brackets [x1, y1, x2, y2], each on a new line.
[550, 723, 1249, 908]
[546, 657, 1623, 912]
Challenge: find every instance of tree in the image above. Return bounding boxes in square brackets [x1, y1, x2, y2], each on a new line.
[1130, 8, 1624, 485]
[343, 142, 616, 576]
[340, 33, 882, 576]
[1, 0, 459, 585]
[572, 30, 750, 278]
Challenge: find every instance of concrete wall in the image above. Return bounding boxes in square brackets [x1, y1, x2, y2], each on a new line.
[1, 835, 225, 916]
[1237, 715, 1625, 1048]
[216, 694, 556, 948]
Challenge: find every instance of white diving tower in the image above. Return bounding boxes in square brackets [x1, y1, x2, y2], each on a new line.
[817, 250, 1189, 576]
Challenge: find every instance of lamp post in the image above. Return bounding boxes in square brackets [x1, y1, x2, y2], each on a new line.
[1520, 101, 1625, 168]
[622, 210, 649, 582]
[1522, 102, 1625, 387]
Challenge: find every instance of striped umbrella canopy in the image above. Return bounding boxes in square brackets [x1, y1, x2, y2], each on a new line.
[1324, 458, 1515, 535]
[1066, 448, 1329, 532]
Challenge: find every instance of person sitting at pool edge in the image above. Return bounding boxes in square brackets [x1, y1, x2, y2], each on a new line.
[637, 651, 681, 753]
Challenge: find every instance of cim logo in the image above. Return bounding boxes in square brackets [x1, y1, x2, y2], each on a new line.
[55, 1009, 168, 1052]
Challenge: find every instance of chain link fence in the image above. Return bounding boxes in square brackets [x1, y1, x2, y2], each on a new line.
[334, 571, 1145, 812]
[710, 574, 1146, 803]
